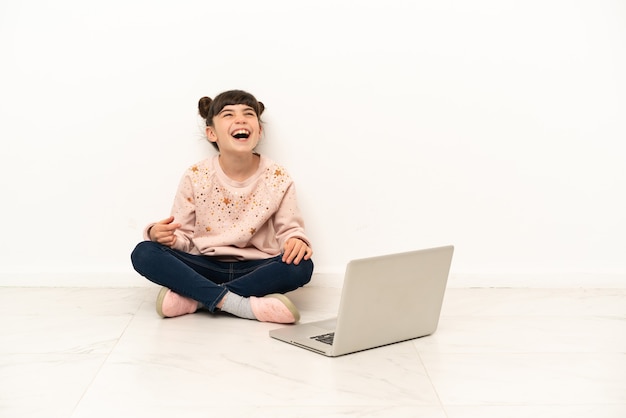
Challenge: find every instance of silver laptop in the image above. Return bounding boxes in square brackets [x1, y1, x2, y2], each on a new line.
[269, 245, 454, 357]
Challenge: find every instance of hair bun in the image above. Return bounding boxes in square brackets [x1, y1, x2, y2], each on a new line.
[257, 101, 265, 116]
[198, 96, 213, 119]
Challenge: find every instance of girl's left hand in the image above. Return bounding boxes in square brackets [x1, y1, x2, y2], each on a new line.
[282, 238, 313, 265]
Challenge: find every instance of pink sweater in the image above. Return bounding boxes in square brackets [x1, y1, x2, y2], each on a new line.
[144, 155, 310, 260]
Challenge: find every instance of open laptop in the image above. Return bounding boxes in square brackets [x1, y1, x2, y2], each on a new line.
[269, 245, 454, 357]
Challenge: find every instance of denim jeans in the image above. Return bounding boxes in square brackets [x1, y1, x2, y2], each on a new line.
[130, 241, 314, 312]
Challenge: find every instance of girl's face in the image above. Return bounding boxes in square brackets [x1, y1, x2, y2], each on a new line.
[206, 104, 262, 154]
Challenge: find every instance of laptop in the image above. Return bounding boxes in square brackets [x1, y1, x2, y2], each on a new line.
[269, 245, 454, 357]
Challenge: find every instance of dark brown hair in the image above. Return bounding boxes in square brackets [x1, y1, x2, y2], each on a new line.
[199, 90, 265, 125]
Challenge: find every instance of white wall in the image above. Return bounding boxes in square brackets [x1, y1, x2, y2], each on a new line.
[1, 0, 624, 287]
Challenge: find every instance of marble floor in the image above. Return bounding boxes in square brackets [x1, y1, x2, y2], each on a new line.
[0, 285, 624, 418]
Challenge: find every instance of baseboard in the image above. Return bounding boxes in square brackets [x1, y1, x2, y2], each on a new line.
[0, 271, 150, 288]
[448, 272, 626, 288]
[0, 271, 624, 288]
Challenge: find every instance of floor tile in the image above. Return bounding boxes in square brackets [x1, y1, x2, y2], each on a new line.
[441, 288, 626, 317]
[415, 315, 626, 353]
[0, 287, 147, 316]
[420, 352, 626, 405]
[0, 353, 106, 418]
[0, 285, 624, 418]
[1, 315, 133, 354]
[76, 340, 440, 409]
[445, 404, 626, 418]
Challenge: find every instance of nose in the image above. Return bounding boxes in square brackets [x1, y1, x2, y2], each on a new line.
[234, 112, 246, 123]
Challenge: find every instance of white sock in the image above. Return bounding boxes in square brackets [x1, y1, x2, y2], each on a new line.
[220, 292, 256, 320]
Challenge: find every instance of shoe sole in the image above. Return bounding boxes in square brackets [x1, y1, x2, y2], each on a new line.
[156, 287, 170, 318]
[266, 293, 301, 323]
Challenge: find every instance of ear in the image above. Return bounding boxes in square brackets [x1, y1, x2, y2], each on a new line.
[206, 126, 218, 143]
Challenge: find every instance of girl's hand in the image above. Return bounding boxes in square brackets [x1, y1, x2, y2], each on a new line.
[149, 216, 181, 247]
[282, 237, 313, 265]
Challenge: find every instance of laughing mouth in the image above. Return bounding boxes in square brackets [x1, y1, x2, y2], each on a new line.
[232, 129, 250, 139]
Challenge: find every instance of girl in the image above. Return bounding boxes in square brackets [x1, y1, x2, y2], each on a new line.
[131, 90, 313, 324]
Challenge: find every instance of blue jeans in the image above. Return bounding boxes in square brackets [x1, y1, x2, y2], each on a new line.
[130, 241, 314, 312]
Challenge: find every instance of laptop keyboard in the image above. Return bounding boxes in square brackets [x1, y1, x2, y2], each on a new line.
[310, 332, 335, 345]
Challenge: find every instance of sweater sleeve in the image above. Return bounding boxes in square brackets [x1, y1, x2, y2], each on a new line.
[272, 182, 311, 251]
[168, 171, 197, 253]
